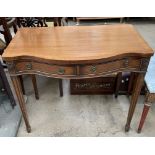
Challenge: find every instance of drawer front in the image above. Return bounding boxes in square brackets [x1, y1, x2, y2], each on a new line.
[80, 58, 141, 76]
[15, 61, 76, 76]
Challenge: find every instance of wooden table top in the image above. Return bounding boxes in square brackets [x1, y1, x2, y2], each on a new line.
[3, 24, 153, 63]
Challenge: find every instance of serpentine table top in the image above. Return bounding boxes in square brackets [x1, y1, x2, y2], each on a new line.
[3, 24, 153, 63]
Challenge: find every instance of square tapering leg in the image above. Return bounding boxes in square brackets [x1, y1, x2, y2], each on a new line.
[11, 76, 31, 133]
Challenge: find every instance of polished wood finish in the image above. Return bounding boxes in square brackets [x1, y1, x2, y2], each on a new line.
[2, 24, 153, 133]
[79, 57, 141, 76]
[3, 25, 153, 62]
[14, 61, 76, 77]
[11, 76, 31, 132]
[125, 73, 145, 131]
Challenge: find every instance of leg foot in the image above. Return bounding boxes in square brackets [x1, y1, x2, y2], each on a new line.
[137, 103, 151, 133]
[137, 128, 141, 133]
[115, 95, 118, 98]
[27, 126, 31, 133]
[125, 124, 130, 132]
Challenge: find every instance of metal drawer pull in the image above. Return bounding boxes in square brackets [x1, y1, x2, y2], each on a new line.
[123, 59, 129, 67]
[90, 65, 97, 73]
[58, 68, 65, 75]
[26, 63, 32, 70]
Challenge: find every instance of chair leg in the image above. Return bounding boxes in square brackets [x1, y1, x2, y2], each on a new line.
[59, 79, 63, 97]
[31, 75, 39, 100]
[138, 103, 151, 133]
[19, 75, 25, 95]
[0, 63, 16, 108]
[115, 72, 122, 98]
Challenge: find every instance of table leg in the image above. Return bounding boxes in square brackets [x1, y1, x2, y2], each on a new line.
[125, 72, 144, 132]
[115, 72, 122, 98]
[127, 72, 135, 96]
[11, 76, 31, 133]
[19, 75, 25, 95]
[31, 74, 39, 100]
[59, 79, 63, 97]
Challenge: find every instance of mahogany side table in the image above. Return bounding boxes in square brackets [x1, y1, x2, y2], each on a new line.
[2, 24, 153, 133]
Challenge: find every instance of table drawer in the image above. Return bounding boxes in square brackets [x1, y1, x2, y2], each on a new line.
[80, 58, 141, 76]
[15, 61, 76, 76]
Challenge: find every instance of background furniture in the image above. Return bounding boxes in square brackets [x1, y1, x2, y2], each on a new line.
[17, 17, 48, 27]
[0, 38, 16, 108]
[0, 17, 39, 99]
[17, 17, 67, 27]
[2, 25, 153, 133]
[70, 75, 117, 95]
[138, 54, 155, 133]
[76, 17, 124, 25]
[0, 38, 5, 55]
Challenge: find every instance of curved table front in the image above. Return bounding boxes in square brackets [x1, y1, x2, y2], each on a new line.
[2, 25, 154, 133]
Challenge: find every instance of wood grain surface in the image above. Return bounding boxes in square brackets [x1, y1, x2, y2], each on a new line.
[2, 24, 153, 63]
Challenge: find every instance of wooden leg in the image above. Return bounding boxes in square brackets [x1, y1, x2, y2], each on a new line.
[120, 18, 124, 23]
[19, 75, 25, 95]
[0, 63, 16, 108]
[115, 72, 122, 98]
[31, 75, 39, 100]
[59, 79, 63, 97]
[76, 19, 80, 25]
[11, 76, 31, 133]
[125, 73, 144, 132]
[137, 103, 151, 133]
[127, 72, 135, 96]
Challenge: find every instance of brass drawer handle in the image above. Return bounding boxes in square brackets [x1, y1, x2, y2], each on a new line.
[58, 68, 65, 75]
[123, 59, 129, 67]
[26, 63, 32, 70]
[7, 62, 14, 70]
[90, 65, 97, 73]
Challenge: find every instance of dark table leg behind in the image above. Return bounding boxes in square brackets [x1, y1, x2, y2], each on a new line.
[0, 62, 16, 108]
[59, 79, 63, 97]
